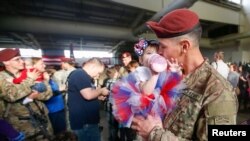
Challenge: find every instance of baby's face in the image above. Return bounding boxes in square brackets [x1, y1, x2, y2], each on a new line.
[33, 59, 46, 72]
[141, 46, 157, 67]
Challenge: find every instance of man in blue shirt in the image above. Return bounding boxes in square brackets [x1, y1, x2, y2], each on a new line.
[67, 58, 109, 141]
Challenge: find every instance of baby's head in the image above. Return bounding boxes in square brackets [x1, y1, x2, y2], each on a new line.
[31, 57, 46, 72]
[134, 39, 167, 72]
[134, 39, 158, 65]
[24, 58, 33, 69]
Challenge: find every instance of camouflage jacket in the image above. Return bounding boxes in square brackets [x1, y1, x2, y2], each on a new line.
[0, 70, 53, 137]
[0, 73, 34, 103]
[148, 61, 238, 141]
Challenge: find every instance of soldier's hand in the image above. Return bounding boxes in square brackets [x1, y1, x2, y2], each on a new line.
[131, 115, 163, 139]
[6, 78, 13, 83]
[27, 69, 40, 80]
[101, 87, 109, 96]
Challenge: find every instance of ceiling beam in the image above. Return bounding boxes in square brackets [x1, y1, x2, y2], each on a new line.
[10, 32, 37, 49]
[27, 33, 41, 49]
[0, 15, 136, 41]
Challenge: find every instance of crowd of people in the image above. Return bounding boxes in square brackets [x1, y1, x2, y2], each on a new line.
[0, 8, 249, 141]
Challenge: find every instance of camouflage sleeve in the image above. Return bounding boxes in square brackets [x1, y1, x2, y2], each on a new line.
[35, 81, 53, 101]
[148, 126, 186, 141]
[0, 77, 35, 102]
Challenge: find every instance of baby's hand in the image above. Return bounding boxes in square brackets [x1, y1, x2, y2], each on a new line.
[27, 69, 40, 80]
[167, 58, 182, 75]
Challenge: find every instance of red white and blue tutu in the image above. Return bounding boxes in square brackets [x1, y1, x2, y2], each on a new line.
[111, 67, 185, 127]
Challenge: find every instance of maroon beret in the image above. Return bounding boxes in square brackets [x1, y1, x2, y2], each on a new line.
[0, 48, 20, 62]
[147, 8, 200, 38]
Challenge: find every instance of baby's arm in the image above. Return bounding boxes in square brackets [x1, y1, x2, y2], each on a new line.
[133, 67, 159, 95]
[139, 54, 167, 95]
[139, 73, 159, 95]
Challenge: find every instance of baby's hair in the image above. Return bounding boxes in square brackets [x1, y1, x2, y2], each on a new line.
[24, 58, 33, 68]
[30, 57, 43, 65]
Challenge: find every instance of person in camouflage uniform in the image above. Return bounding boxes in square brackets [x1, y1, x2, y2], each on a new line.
[0, 48, 53, 140]
[131, 9, 238, 141]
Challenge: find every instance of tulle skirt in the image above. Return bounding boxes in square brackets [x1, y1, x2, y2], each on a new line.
[111, 70, 184, 127]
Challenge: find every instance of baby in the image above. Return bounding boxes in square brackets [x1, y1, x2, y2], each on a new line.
[13, 57, 47, 104]
[112, 39, 184, 127]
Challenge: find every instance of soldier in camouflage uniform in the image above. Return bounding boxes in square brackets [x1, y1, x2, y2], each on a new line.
[0, 48, 53, 140]
[131, 9, 238, 141]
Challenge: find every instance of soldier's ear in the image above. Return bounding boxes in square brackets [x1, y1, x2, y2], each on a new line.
[180, 39, 190, 54]
[2, 61, 9, 66]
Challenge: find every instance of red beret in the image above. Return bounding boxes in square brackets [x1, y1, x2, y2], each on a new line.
[147, 8, 200, 38]
[0, 48, 20, 62]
